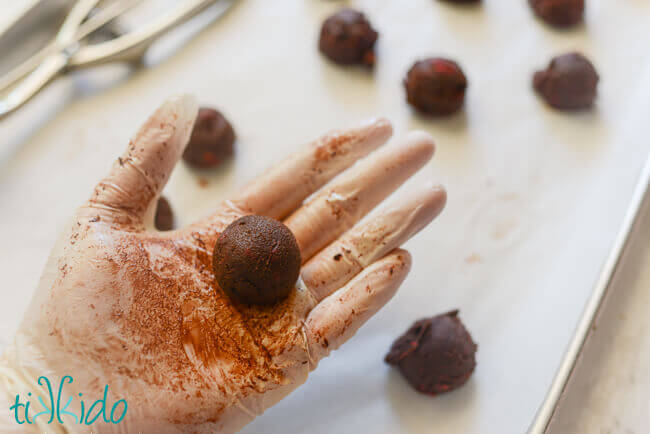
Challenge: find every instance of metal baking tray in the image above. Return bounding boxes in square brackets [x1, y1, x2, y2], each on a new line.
[529, 153, 650, 433]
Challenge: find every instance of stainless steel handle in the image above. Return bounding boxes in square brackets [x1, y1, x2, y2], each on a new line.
[0, 0, 234, 121]
[69, 0, 221, 68]
[0, 0, 97, 119]
[0, 0, 139, 93]
[0, 51, 69, 120]
[57, 0, 102, 44]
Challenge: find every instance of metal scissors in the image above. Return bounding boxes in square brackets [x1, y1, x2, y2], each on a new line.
[0, 0, 236, 120]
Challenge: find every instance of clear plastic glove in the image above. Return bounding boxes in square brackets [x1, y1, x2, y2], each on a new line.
[0, 96, 446, 433]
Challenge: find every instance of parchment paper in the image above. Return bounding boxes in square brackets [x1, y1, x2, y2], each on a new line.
[1, 1, 649, 433]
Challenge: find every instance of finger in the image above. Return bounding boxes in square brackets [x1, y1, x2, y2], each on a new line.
[86, 95, 198, 227]
[304, 249, 412, 366]
[193, 118, 393, 230]
[302, 185, 445, 301]
[286, 131, 434, 262]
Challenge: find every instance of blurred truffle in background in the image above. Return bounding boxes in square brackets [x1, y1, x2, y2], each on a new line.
[182, 107, 235, 169]
[155, 196, 174, 231]
[404, 58, 467, 116]
[529, 0, 584, 28]
[319, 8, 378, 67]
[533, 52, 599, 110]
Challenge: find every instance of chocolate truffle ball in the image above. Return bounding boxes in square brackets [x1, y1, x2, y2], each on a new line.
[319, 8, 378, 67]
[529, 0, 584, 28]
[213, 215, 301, 305]
[154, 196, 174, 231]
[404, 58, 467, 116]
[533, 52, 599, 110]
[386, 310, 477, 395]
[182, 107, 235, 169]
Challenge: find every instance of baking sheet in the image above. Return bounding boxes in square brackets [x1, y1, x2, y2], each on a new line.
[1, 1, 649, 433]
[547, 162, 650, 434]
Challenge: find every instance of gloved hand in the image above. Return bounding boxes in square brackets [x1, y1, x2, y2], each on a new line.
[0, 96, 445, 433]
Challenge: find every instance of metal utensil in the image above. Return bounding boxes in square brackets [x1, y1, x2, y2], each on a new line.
[0, 0, 236, 121]
[0, 0, 73, 76]
[0, 0, 140, 93]
[0, 0, 100, 118]
[528, 151, 650, 433]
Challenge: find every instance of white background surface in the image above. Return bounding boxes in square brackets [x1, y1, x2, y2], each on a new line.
[0, 1, 649, 433]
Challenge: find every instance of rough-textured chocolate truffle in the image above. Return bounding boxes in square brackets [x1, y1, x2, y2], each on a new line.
[386, 310, 477, 395]
[529, 0, 584, 28]
[533, 52, 599, 110]
[319, 8, 378, 67]
[182, 107, 235, 169]
[213, 215, 301, 305]
[404, 58, 467, 116]
[154, 196, 174, 231]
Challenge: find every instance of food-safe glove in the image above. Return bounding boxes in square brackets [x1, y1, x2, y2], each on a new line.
[0, 96, 446, 433]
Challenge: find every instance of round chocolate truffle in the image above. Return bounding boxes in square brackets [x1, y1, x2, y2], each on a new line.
[182, 107, 235, 169]
[529, 0, 584, 28]
[319, 8, 378, 67]
[213, 215, 301, 305]
[385, 310, 477, 395]
[154, 196, 174, 231]
[404, 58, 467, 116]
[533, 52, 599, 110]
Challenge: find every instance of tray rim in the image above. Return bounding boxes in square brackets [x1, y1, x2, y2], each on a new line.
[528, 152, 650, 433]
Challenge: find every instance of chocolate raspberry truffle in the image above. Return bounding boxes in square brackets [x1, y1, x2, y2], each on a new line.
[404, 58, 467, 116]
[529, 0, 584, 28]
[154, 196, 174, 231]
[533, 52, 599, 110]
[319, 8, 378, 67]
[182, 107, 235, 169]
[386, 310, 477, 395]
[213, 215, 301, 305]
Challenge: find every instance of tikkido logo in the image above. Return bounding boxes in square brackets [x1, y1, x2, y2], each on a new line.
[9, 376, 128, 426]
